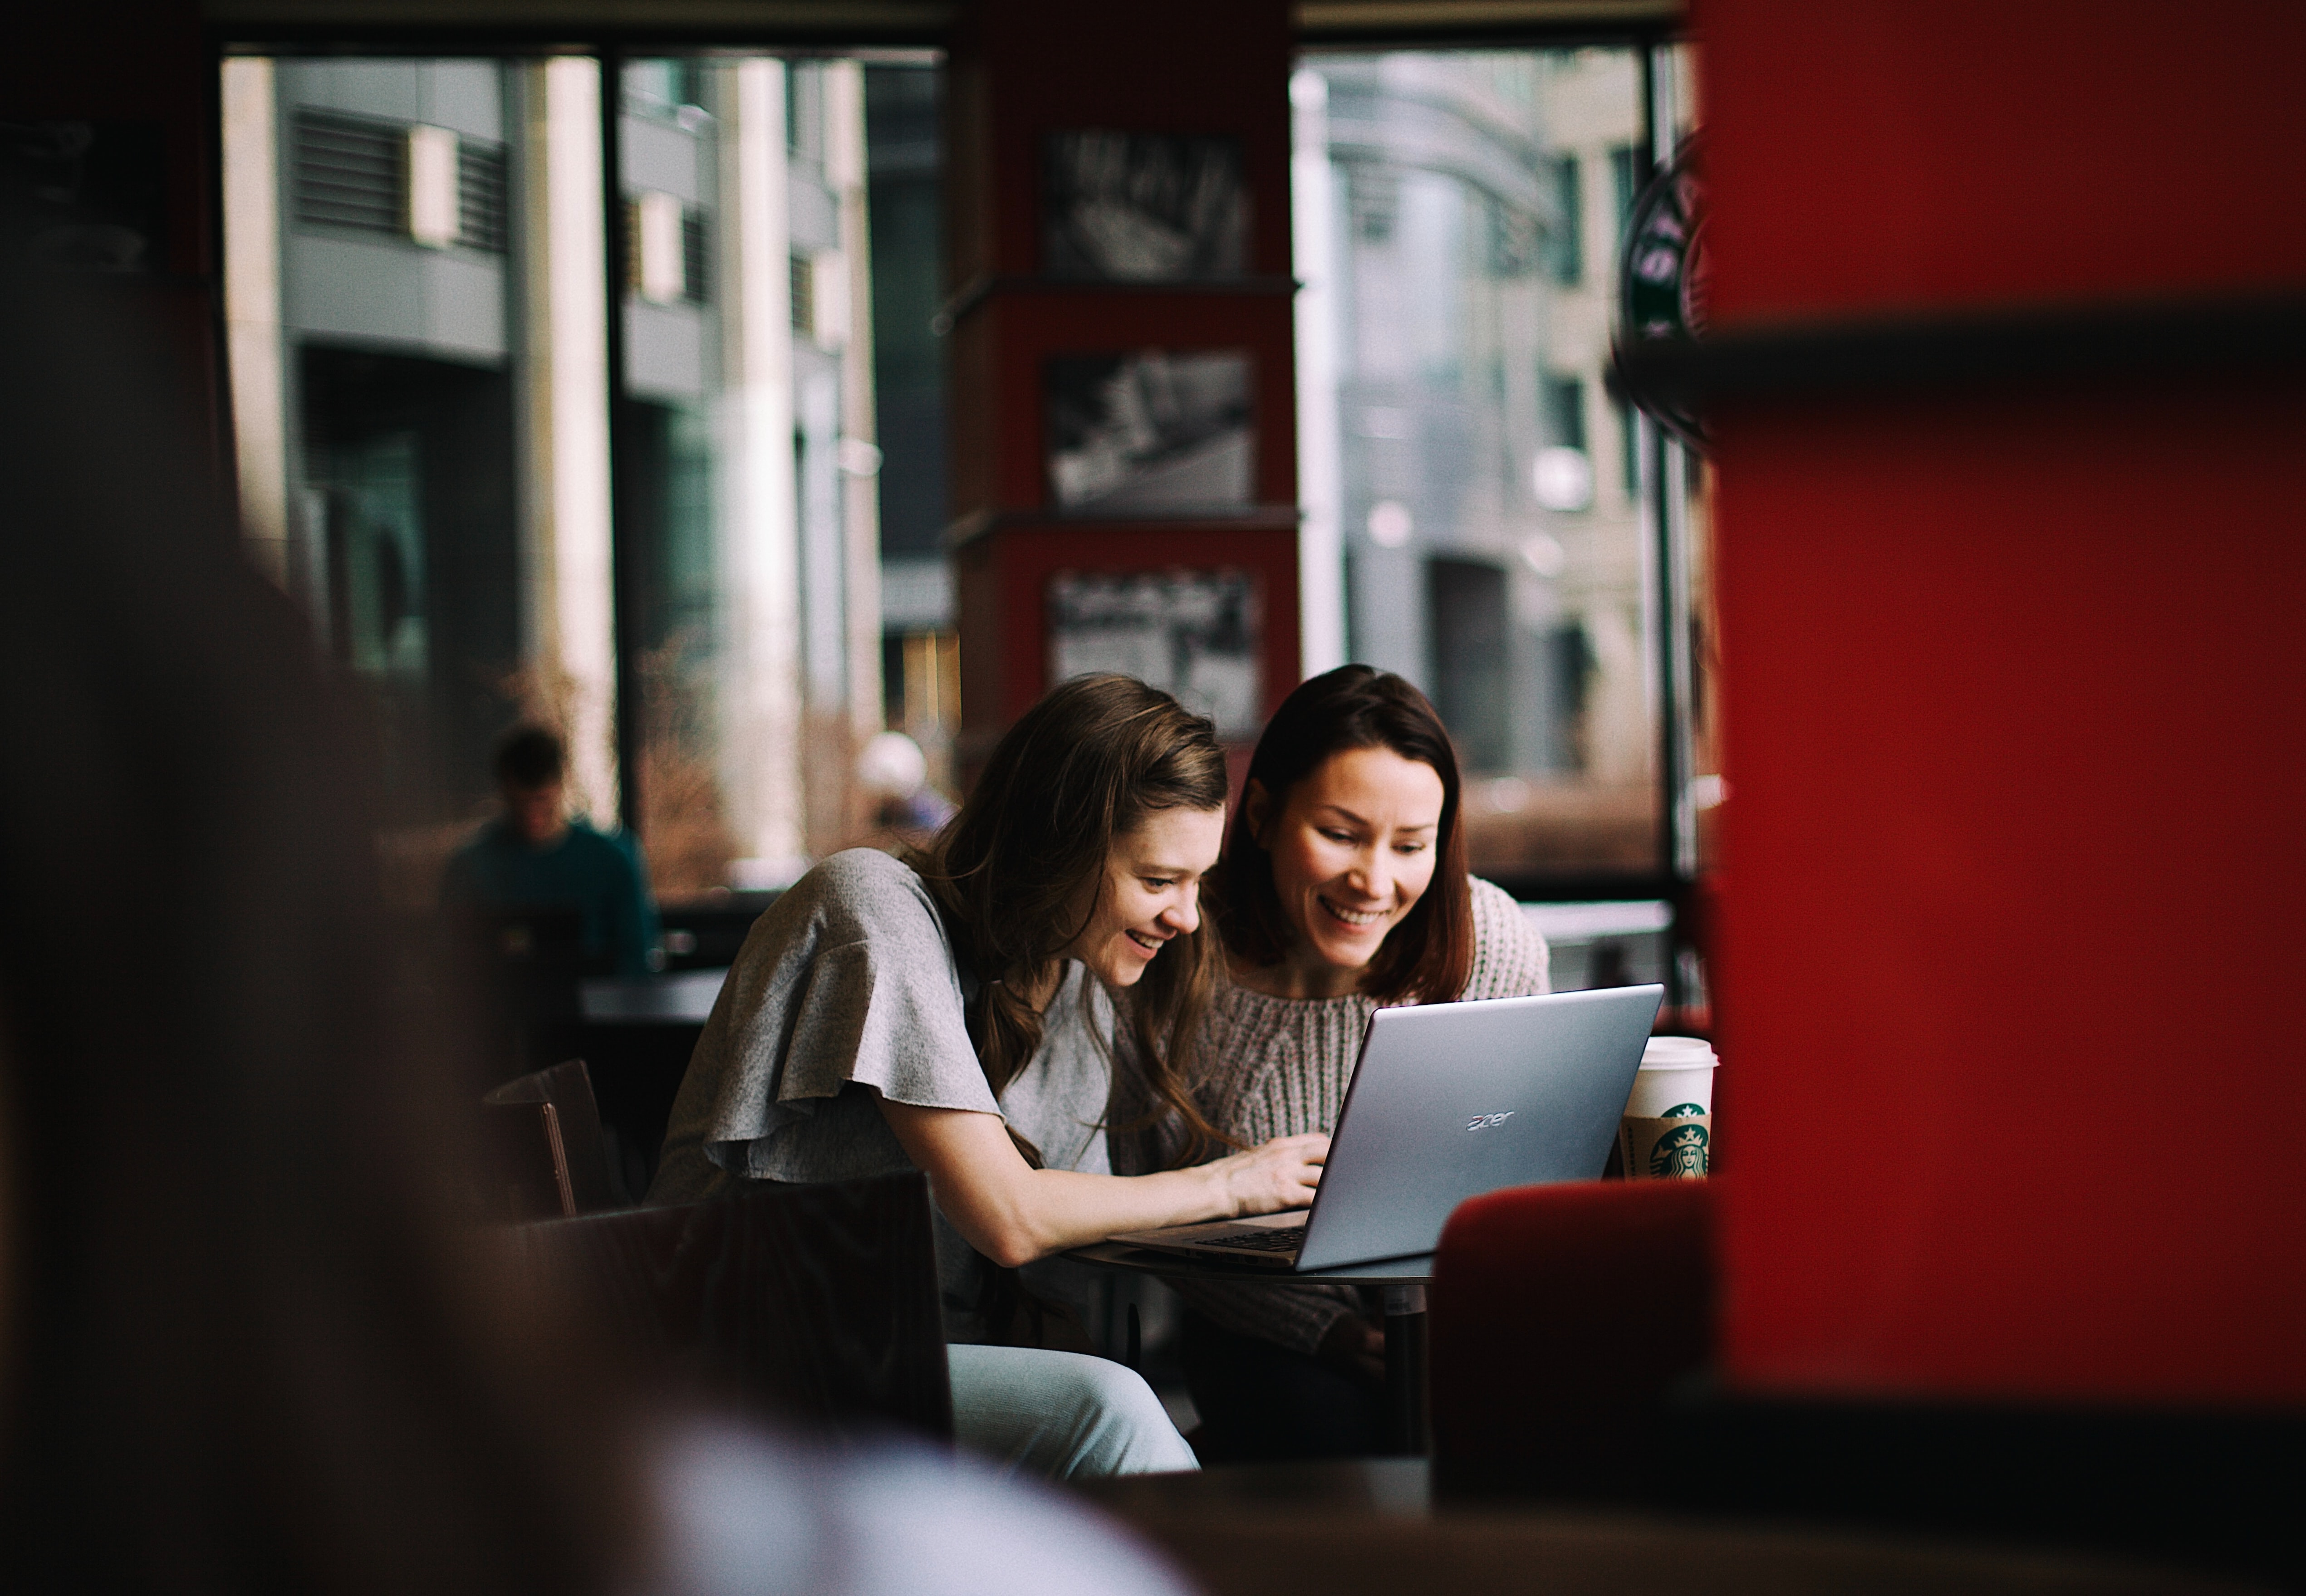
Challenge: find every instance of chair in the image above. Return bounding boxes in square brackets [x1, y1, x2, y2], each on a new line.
[481, 1057, 621, 1218]
[1428, 1179, 1713, 1496]
[507, 1171, 954, 1444]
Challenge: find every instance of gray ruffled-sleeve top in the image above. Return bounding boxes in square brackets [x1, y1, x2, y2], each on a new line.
[647, 848, 1113, 1339]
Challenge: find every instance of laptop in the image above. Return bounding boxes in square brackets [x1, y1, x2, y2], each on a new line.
[1107, 984, 1664, 1270]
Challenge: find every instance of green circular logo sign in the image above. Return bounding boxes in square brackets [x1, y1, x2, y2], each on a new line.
[1649, 1121, 1708, 1179]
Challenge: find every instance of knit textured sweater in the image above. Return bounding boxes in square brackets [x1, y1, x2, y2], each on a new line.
[1114, 877, 1549, 1354]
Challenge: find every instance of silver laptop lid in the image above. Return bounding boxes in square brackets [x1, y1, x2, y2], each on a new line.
[1294, 984, 1664, 1270]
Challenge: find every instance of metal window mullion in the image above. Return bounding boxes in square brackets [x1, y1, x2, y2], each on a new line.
[599, 46, 643, 839]
[1638, 33, 1694, 1013]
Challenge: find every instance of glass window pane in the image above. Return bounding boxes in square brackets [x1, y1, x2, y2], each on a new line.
[1293, 46, 1661, 881]
[618, 56, 914, 898]
[227, 55, 622, 909]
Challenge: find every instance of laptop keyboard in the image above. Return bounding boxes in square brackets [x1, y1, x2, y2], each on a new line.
[1201, 1228, 1304, 1253]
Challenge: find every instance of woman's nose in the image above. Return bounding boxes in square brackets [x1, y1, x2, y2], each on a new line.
[1160, 888, 1199, 935]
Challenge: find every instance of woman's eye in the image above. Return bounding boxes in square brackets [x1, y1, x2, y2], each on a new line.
[1142, 878, 1173, 891]
[1395, 840, 1428, 854]
[1319, 829, 1354, 844]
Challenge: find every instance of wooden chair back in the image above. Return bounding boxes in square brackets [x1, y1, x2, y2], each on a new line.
[510, 1171, 953, 1444]
[482, 1057, 620, 1216]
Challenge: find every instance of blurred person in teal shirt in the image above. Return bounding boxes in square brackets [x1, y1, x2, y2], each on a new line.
[442, 725, 662, 978]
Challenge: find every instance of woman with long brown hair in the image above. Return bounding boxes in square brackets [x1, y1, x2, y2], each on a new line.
[1116, 665, 1550, 1462]
[652, 673, 1328, 1477]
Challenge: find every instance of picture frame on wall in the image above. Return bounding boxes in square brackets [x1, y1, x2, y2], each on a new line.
[1044, 348, 1254, 516]
[1047, 568, 1262, 739]
[1042, 130, 1247, 282]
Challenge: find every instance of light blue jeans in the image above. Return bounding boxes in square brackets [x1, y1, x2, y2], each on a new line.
[946, 1345, 1199, 1480]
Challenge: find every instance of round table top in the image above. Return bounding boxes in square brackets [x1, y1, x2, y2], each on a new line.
[1065, 1239, 1434, 1286]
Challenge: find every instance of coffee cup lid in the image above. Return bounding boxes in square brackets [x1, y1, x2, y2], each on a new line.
[1640, 1035, 1717, 1068]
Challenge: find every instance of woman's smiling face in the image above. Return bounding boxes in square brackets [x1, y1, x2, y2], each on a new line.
[1060, 805, 1227, 990]
[1249, 745, 1445, 987]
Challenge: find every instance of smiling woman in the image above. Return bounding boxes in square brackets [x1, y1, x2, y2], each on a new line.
[648, 674, 1329, 1480]
[1233, 744, 1448, 999]
[1113, 665, 1551, 1463]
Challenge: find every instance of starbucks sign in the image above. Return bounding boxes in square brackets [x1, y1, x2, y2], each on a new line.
[1613, 134, 1708, 451]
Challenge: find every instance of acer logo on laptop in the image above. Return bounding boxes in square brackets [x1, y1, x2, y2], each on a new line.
[1465, 1111, 1515, 1131]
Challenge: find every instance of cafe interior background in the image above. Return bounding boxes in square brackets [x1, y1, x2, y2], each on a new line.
[6, 0, 2300, 1581]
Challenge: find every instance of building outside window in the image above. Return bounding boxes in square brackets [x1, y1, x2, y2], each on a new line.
[1292, 44, 1714, 886]
[222, 52, 914, 906]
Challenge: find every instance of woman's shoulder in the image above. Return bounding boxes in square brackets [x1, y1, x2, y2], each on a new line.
[1463, 876, 1550, 999]
[787, 848, 942, 932]
[1466, 875, 1523, 931]
[732, 848, 950, 974]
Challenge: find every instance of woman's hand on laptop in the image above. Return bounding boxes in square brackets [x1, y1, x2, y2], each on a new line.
[1211, 1131, 1329, 1215]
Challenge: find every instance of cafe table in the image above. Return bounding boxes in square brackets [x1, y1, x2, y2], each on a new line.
[578, 967, 728, 1025]
[1065, 1240, 1435, 1455]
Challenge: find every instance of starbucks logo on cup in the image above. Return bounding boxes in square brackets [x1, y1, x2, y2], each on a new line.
[1662, 1102, 1705, 1119]
[1649, 1122, 1708, 1179]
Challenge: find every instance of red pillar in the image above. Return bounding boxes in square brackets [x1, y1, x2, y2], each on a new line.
[1700, 0, 2306, 1404]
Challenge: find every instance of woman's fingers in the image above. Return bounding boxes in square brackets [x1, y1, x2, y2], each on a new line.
[1264, 1131, 1329, 1162]
[1221, 1133, 1334, 1213]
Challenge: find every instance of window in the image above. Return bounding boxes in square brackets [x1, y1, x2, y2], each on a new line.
[1294, 45, 1683, 881]
[1543, 374, 1587, 451]
[223, 50, 932, 904]
[1545, 153, 1581, 286]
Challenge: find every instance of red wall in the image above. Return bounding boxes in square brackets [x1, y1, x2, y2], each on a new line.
[1703, 0, 2306, 1404]
[1703, 0, 2306, 321]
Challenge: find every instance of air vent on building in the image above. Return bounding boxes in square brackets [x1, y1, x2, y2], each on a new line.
[292, 108, 507, 252]
[292, 109, 400, 235]
[458, 141, 509, 253]
[682, 212, 709, 305]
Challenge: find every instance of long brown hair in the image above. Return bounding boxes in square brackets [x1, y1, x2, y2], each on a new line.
[913, 674, 1233, 1165]
[1217, 665, 1474, 1004]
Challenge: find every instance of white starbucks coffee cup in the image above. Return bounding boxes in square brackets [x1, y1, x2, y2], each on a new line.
[1619, 1037, 1717, 1180]
[1624, 1035, 1717, 1118]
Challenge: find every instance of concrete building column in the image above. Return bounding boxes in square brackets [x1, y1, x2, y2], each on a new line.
[514, 57, 619, 825]
[220, 57, 292, 590]
[714, 58, 808, 884]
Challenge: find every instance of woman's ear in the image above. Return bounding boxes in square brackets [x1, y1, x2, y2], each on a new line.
[1240, 778, 1273, 847]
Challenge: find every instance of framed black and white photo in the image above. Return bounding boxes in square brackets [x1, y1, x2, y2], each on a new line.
[1, 121, 167, 273]
[1047, 569, 1261, 739]
[1042, 130, 1247, 281]
[1045, 348, 1254, 516]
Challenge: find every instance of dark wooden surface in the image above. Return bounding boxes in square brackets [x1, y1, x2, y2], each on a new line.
[1072, 1460, 2262, 1596]
[509, 1172, 953, 1443]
